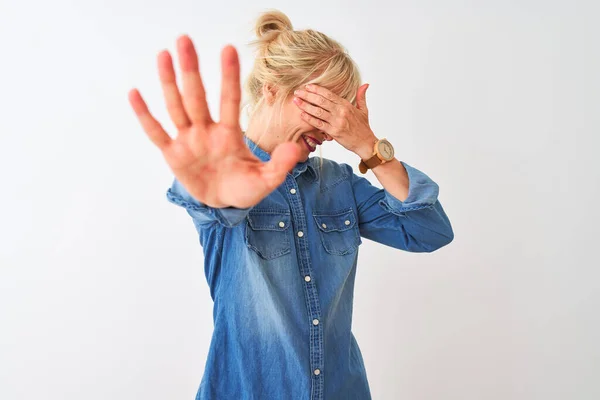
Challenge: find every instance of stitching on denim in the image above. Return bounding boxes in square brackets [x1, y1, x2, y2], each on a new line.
[312, 207, 360, 255]
[248, 209, 291, 215]
[282, 176, 324, 399]
[166, 189, 209, 212]
[313, 208, 356, 232]
[244, 219, 291, 260]
[316, 228, 360, 256]
[312, 207, 354, 218]
[379, 199, 433, 215]
[247, 209, 291, 232]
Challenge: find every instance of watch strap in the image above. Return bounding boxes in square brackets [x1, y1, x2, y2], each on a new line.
[358, 154, 383, 173]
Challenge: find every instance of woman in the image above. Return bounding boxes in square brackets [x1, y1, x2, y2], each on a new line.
[128, 10, 453, 400]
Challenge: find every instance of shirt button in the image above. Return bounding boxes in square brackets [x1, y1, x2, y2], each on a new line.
[297, 231, 304, 237]
[304, 275, 311, 282]
[290, 188, 297, 194]
[278, 221, 285, 228]
[344, 220, 351, 226]
[312, 319, 319, 325]
[321, 223, 327, 229]
[314, 369, 321, 376]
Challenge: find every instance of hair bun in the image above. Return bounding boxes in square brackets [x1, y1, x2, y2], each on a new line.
[254, 10, 293, 40]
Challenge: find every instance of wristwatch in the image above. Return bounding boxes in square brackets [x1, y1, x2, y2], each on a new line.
[358, 138, 395, 173]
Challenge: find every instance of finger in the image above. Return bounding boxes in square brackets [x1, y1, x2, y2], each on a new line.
[219, 45, 242, 130]
[177, 35, 213, 125]
[128, 89, 172, 150]
[157, 50, 192, 130]
[294, 88, 335, 112]
[293, 96, 332, 122]
[260, 142, 302, 189]
[300, 111, 333, 135]
[356, 83, 369, 111]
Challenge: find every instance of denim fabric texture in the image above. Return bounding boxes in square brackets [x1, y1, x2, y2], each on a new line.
[166, 137, 454, 400]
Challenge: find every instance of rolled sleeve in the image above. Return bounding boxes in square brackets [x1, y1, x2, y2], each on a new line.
[352, 161, 453, 252]
[166, 178, 251, 227]
[379, 161, 440, 215]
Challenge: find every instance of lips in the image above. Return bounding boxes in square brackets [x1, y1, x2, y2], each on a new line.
[301, 135, 322, 152]
[306, 135, 322, 145]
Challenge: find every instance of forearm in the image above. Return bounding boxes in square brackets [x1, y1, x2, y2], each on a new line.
[354, 137, 409, 202]
[370, 158, 409, 201]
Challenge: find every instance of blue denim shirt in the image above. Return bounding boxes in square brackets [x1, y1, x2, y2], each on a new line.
[166, 137, 453, 400]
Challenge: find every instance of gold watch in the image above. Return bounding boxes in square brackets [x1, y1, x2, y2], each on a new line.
[358, 138, 395, 173]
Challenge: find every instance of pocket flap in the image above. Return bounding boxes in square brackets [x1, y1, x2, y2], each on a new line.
[247, 211, 291, 231]
[313, 209, 356, 232]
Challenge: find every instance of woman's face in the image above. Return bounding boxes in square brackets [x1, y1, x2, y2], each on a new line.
[267, 93, 334, 160]
[246, 86, 333, 161]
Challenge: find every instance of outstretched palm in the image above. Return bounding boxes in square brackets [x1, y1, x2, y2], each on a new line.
[128, 35, 301, 209]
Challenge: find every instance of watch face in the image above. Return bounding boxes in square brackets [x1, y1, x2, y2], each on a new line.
[377, 140, 394, 160]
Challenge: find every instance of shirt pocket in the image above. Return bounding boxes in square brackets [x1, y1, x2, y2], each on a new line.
[245, 210, 292, 260]
[313, 208, 361, 256]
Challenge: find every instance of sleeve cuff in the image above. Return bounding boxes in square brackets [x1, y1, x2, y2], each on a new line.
[379, 161, 440, 214]
[166, 178, 251, 227]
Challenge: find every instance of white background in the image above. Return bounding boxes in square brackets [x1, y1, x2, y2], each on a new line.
[1, 1, 598, 399]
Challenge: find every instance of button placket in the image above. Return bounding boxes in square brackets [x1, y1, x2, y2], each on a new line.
[285, 176, 324, 396]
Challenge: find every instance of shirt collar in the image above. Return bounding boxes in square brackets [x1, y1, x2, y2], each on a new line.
[244, 135, 318, 181]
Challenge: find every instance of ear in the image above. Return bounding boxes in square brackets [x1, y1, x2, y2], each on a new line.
[262, 83, 277, 105]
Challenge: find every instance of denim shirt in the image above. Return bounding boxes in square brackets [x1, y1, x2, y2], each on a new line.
[166, 137, 454, 400]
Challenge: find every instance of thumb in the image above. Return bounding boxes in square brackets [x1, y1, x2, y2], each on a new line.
[261, 142, 302, 189]
[356, 83, 369, 111]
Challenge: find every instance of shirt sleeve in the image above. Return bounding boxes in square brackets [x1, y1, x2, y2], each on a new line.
[351, 161, 454, 252]
[166, 178, 251, 227]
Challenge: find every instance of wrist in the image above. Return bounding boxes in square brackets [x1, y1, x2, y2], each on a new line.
[355, 135, 378, 160]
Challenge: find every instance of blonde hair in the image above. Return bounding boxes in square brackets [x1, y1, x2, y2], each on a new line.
[243, 9, 362, 127]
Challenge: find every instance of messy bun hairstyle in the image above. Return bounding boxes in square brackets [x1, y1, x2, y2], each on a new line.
[253, 10, 293, 43]
[243, 9, 362, 122]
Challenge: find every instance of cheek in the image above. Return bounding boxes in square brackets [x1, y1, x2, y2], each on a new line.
[288, 110, 310, 130]
[299, 115, 312, 128]
[289, 103, 305, 122]
[284, 98, 312, 132]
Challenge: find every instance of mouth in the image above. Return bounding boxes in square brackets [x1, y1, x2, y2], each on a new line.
[301, 134, 322, 152]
